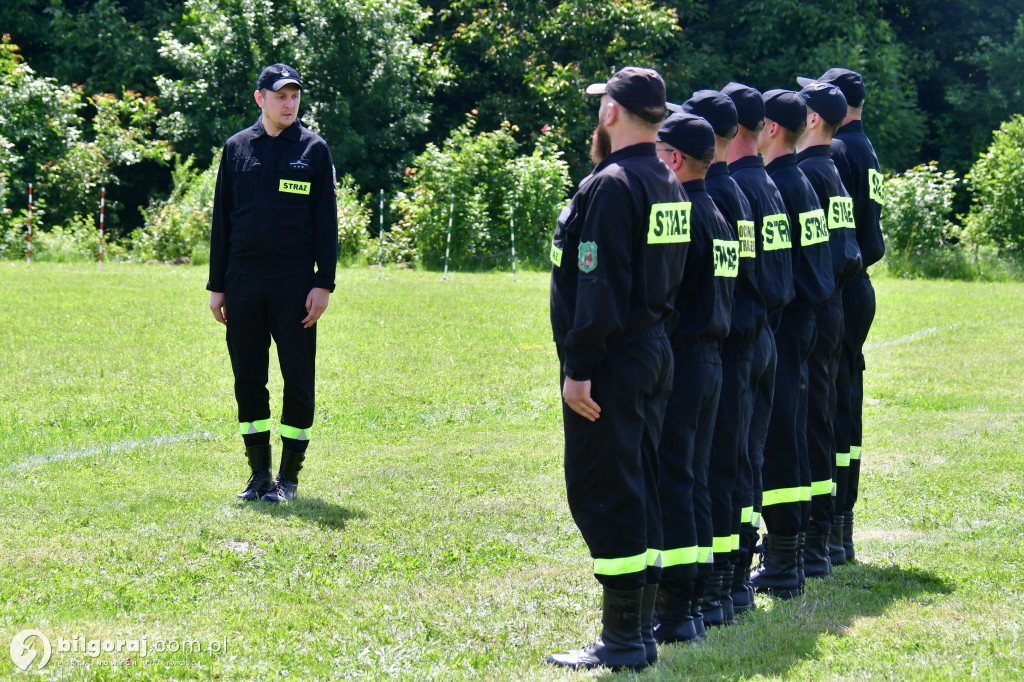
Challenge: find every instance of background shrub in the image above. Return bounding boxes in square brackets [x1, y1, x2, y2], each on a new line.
[882, 162, 965, 278]
[963, 114, 1024, 254]
[134, 155, 217, 264]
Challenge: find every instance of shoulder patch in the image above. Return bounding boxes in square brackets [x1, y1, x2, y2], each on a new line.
[578, 241, 598, 273]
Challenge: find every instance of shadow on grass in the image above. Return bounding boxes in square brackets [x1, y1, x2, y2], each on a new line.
[242, 496, 367, 530]
[600, 561, 953, 680]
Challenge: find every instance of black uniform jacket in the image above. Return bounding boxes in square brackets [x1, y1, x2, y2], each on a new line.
[706, 162, 764, 346]
[765, 154, 834, 310]
[208, 117, 338, 293]
[671, 178, 737, 347]
[550, 143, 689, 382]
[797, 145, 863, 290]
[831, 120, 885, 269]
[728, 156, 795, 314]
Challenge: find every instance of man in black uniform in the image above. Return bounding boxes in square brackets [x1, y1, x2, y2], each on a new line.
[795, 81, 862, 576]
[682, 91, 764, 617]
[803, 68, 885, 563]
[651, 111, 737, 637]
[547, 67, 688, 672]
[756, 89, 833, 594]
[722, 82, 795, 596]
[208, 63, 338, 504]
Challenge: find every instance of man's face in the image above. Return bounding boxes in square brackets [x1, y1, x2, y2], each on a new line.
[256, 84, 301, 134]
[590, 97, 612, 165]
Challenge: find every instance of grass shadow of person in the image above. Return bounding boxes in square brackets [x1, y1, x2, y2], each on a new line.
[242, 495, 366, 530]
[599, 561, 953, 680]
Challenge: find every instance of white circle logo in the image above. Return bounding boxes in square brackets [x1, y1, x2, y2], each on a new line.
[10, 629, 51, 671]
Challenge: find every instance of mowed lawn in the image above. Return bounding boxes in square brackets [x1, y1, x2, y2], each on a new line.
[1, 262, 1022, 681]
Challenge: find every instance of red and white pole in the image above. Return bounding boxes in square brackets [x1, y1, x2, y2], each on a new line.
[26, 183, 33, 265]
[98, 186, 105, 269]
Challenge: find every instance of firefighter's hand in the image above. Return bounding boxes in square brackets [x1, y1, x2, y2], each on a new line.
[563, 377, 601, 422]
[302, 287, 330, 328]
[209, 291, 227, 325]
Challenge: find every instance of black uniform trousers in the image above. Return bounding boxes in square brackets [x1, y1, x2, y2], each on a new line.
[658, 343, 722, 585]
[225, 273, 316, 449]
[559, 336, 673, 592]
[807, 294, 844, 534]
[761, 306, 816, 537]
[710, 342, 753, 565]
[837, 273, 876, 516]
[747, 322, 778, 531]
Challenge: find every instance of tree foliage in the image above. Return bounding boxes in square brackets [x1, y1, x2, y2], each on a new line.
[963, 115, 1024, 254]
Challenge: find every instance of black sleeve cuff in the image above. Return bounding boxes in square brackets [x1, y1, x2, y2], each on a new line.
[563, 364, 591, 382]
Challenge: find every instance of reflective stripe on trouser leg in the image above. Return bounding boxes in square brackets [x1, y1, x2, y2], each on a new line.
[280, 424, 312, 441]
[239, 419, 272, 436]
[710, 348, 750, 573]
[559, 338, 673, 591]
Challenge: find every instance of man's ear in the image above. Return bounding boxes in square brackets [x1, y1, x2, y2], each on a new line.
[253, 89, 264, 109]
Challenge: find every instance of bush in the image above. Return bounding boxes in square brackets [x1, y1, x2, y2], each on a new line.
[963, 114, 1024, 254]
[395, 114, 570, 270]
[882, 162, 965, 278]
[134, 155, 217, 264]
[336, 174, 373, 264]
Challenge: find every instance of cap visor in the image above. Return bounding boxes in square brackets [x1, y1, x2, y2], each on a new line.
[270, 78, 301, 91]
[585, 83, 608, 96]
[666, 101, 683, 113]
[796, 76, 817, 88]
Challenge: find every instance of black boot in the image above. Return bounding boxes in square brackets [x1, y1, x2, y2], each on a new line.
[547, 586, 648, 671]
[797, 531, 807, 590]
[640, 583, 658, 666]
[750, 534, 802, 599]
[261, 447, 305, 503]
[719, 564, 735, 624]
[843, 511, 856, 562]
[804, 525, 832, 578]
[701, 568, 726, 628]
[654, 581, 700, 644]
[236, 445, 273, 501]
[690, 574, 707, 640]
[731, 537, 756, 615]
[828, 520, 847, 565]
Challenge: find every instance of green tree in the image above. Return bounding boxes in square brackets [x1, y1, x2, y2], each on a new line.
[963, 115, 1024, 254]
[882, 162, 964, 277]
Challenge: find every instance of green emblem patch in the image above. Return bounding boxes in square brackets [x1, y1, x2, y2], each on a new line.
[578, 241, 598, 273]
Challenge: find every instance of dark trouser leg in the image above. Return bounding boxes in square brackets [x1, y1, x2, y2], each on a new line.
[270, 275, 317, 455]
[225, 273, 272, 445]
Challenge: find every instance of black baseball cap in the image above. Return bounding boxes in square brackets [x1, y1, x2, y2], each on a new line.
[721, 82, 765, 131]
[797, 68, 865, 107]
[798, 82, 848, 128]
[681, 90, 739, 139]
[586, 67, 668, 123]
[658, 113, 716, 162]
[762, 89, 807, 132]
[257, 63, 302, 92]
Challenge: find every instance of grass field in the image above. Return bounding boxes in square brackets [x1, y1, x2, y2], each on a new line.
[1, 262, 1022, 681]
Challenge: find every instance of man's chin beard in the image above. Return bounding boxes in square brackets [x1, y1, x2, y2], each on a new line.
[590, 124, 611, 166]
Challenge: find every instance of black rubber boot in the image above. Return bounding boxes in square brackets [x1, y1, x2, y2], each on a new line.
[719, 564, 735, 624]
[236, 445, 273, 501]
[700, 568, 725, 628]
[690, 575, 707, 640]
[750, 534, 802, 599]
[640, 583, 658, 666]
[654, 581, 701, 644]
[261, 447, 305, 503]
[547, 586, 648, 671]
[843, 511, 856, 562]
[828, 520, 847, 565]
[804, 525, 832, 578]
[731, 541, 756, 616]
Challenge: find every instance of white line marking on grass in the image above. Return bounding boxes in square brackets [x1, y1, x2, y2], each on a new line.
[866, 320, 1014, 350]
[8, 431, 217, 471]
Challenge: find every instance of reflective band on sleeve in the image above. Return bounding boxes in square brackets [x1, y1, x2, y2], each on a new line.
[850, 445, 862, 461]
[594, 552, 648, 577]
[661, 546, 699, 568]
[799, 208, 829, 246]
[738, 220, 756, 258]
[239, 419, 271, 436]
[811, 479, 834, 496]
[648, 202, 692, 244]
[713, 239, 740, 277]
[713, 536, 732, 554]
[829, 196, 856, 230]
[279, 179, 311, 195]
[647, 548, 663, 568]
[761, 486, 802, 507]
[280, 424, 311, 441]
[836, 451, 851, 467]
[550, 243, 563, 267]
[741, 506, 753, 524]
[869, 168, 884, 204]
[698, 546, 713, 564]
[762, 213, 792, 251]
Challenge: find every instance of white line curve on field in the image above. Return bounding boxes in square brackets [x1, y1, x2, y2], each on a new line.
[8, 431, 217, 471]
